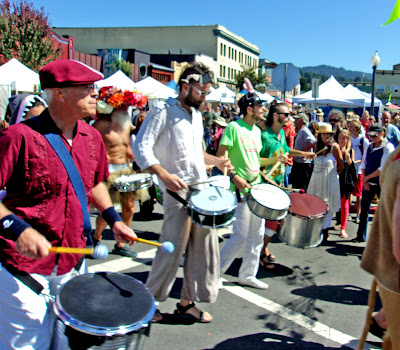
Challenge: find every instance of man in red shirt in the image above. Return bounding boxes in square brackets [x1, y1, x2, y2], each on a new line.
[0, 60, 137, 348]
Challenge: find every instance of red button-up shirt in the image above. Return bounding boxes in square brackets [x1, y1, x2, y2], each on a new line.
[0, 110, 109, 275]
[284, 121, 295, 166]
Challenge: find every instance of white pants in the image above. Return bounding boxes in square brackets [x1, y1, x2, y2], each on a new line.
[0, 261, 87, 350]
[220, 199, 265, 281]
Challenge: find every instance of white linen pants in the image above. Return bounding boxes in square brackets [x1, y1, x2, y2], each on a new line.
[0, 261, 87, 350]
[220, 198, 265, 281]
[146, 190, 220, 303]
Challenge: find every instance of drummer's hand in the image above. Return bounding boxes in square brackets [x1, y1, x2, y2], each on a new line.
[304, 152, 316, 160]
[16, 228, 52, 259]
[232, 175, 251, 191]
[160, 173, 188, 192]
[112, 221, 137, 245]
[278, 154, 288, 164]
[216, 158, 233, 173]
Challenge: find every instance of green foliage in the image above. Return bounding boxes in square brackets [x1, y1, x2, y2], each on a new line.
[301, 65, 371, 81]
[111, 56, 132, 77]
[300, 76, 309, 92]
[0, 0, 61, 71]
[235, 66, 266, 91]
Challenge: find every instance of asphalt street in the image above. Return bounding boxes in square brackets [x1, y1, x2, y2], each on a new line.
[86, 201, 383, 350]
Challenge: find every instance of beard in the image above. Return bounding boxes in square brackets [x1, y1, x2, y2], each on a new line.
[184, 88, 203, 110]
[111, 109, 132, 130]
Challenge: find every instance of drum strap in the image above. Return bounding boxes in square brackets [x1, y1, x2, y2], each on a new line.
[3, 257, 85, 295]
[166, 190, 189, 206]
[30, 116, 91, 235]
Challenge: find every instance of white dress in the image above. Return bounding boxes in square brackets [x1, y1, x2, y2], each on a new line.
[307, 152, 341, 215]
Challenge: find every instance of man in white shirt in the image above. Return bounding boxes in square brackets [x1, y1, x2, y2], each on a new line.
[291, 113, 317, 191]
[134, 64, 231, 323]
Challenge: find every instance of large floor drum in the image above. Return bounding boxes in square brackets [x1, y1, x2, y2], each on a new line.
[53, 272, 156, 350]
[279, 193, 327, 248]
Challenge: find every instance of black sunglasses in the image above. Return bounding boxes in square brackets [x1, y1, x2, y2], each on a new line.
[278, 113, 290, 117]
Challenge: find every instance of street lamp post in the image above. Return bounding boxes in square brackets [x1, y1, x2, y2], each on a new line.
[370, 51, 380, 116]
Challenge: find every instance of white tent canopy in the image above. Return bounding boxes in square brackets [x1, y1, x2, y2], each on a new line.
[0, 58, 40, 93]
[135, 76, 178, 100]
[206, 85, 236, 104]
[344, 85, 382, 108]
[292, 76, 359, 107]
[256, 91, 275, 104]
[97, 70, 137, 91]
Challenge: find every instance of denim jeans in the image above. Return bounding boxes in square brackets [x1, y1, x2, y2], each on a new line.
[356, 185, 381, 241]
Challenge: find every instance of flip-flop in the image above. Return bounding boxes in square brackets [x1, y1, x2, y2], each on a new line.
[174, 302, 212, 323]
[266, 253, 276, 262]
[260, 254, 276, 269]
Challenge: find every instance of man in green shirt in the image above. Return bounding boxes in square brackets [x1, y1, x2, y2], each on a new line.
[259, 103, 315, 268]
[217, 92, 277, 289]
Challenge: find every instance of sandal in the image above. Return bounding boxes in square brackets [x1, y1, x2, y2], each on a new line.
[369, 316, 386, 339]
[151, 309, 163, 323]
[259, 254, 276, 269]
[174, 302, 211, 323]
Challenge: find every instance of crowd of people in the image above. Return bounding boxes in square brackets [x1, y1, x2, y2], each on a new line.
[1, 60, 400, 348]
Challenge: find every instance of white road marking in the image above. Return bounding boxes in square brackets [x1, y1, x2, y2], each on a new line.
[89, 251, 379, 350]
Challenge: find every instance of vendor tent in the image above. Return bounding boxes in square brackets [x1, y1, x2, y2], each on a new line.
[0, 58, 40, 93]
[135, 76, 177, 99]
[292, 76, 359, 107]
[256, 91, 275, 104]
[344, 85, 382, 108]
[97, 70, 137, 90]
[206, 85, 236, 104]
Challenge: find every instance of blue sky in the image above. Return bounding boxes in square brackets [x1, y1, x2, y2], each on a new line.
[30, 0, 400, 73]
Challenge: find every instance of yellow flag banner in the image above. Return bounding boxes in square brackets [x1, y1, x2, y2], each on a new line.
[383, 0, 400, 25]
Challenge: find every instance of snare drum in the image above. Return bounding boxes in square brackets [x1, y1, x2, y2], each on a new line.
[114, 173, 153, 192]
[207, 175, 230, 190]
[247, 183, 291, 220]
[279, 193, 327, 248]
[53, 272, 156, 350]
[188, 186, 237, 228]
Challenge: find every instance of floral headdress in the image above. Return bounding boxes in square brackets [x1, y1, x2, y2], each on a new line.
[97, 86, 148, 114]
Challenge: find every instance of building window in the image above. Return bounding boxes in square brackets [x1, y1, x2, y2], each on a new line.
[377, 85, 385, 94]
[220, 65, 223, 77]
[223, 66, 226, 78]
[228, 47, 231, 59]
[224, 44, 226, 56]
[391, 85, 399, 93]
[220, 43, 223, 56]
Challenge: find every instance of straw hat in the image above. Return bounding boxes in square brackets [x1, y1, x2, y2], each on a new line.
[316, 108, 324, 116]
[213, 116, 228, 127]
[317, 123, 334, 133]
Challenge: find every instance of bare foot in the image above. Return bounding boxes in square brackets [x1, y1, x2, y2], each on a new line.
[151, 309, 163, 323]
[340, 230, 348, 238]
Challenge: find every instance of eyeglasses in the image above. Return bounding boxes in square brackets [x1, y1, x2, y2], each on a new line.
[368, 118, 375, 121]
[190, 84, 211, 97]
[277, 112, 290, 117]
[77, 83, 98, 92]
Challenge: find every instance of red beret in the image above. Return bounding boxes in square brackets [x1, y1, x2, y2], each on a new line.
[39, 59, 104, 89]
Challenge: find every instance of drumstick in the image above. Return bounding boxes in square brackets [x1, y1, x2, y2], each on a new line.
[188, 178, 227, 187]
[259, 170, 305, 193]
[265, 152, 288, 179]
[128, 237, 175, 253]
[315, 146, 328, 155]
[48, 244, 109, 259]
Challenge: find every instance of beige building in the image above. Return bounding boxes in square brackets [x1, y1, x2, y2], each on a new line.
[53, 25, 260, 89]
[375, 63, 400, 104]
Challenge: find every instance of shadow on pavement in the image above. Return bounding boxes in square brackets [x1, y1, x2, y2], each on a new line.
[325, 243, 365, 260]
[207, 332, 340, 349]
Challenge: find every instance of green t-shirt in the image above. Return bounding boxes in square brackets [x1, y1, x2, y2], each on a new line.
[220, 120, 262, 190]
[260, 126, 290, 185]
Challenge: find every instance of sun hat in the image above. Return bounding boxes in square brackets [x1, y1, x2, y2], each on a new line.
[317, 123, 335, 134]
[212, 116, 228, 127]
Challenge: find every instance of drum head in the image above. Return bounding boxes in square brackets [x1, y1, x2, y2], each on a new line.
[208, 175, 230, 190]
[250, 184, 290, 210]
[190, 186, 236, 214]
[289, 193, 327, 218]
[55, 272, 155, 336]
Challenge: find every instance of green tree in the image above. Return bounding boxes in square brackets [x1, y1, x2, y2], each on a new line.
[0, 0, 61, 71]
[300, 76, 309, 92]
[111, 56, 133, 77]
[235, 66, 266, 91]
